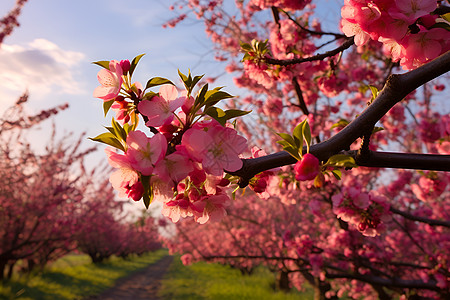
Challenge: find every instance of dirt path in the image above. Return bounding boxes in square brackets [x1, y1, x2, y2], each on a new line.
[84, 255, 173, 300]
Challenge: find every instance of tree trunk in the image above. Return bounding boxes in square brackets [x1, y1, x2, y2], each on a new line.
[277, 270, 290, 291]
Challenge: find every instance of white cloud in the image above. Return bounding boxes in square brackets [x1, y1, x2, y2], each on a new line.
[0, 38, 86, 108]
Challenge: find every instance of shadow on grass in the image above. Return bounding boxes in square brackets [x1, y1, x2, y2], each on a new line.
[0, 249, 168, 300]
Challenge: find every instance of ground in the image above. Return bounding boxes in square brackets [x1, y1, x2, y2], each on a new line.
[84, 255, 173, 300]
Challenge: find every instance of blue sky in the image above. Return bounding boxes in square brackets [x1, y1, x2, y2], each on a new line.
[0, 0, 229, 149]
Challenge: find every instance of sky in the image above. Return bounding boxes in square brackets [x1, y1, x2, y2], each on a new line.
[0, 0, 230, 141]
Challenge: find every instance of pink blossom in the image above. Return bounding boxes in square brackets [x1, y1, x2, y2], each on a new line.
[181, 125, 247, 176]
[340, 19, 370, 47]
[294, 153, 320, 181]
[105, 148, 141, 200]
[400, 28, 448, 70]
[138, 85, 185, 127]
[93, 60, 123, 101]
[192, 193, 229, 224]
[154, 152, 194, 184]
[389, 0, 437, 24]
[126, 130, 167, 176]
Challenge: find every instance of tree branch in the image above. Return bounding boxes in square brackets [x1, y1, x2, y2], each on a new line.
[390, 207, 450, 227]
[264, 37, 354, 66]
[229, 50, 450, 187]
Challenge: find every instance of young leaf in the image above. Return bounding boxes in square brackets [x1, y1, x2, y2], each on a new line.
[203, 89, 234, 109]
[141, 175, 153, 209]
[92, 60, 110, 69]
[89, 132, 125, 152]
[302, 120, 312, 153]
[129, 54, 145, 77]
[292, 122, 304, 149]
[195, 83, 209, 107]
[281, 145, 301, 161]
[111, 118, 127, 142]
[103, 99, 114, 117]
[331, 169, 342, 180]
[331, 119, 349, 129]
[223, 109, 251, 121]
[326, 154, 358, 168]
[276, 132, 296, 148]
[191, 74, 204, 89]
[205, 106, 227, 126]
[145, 77, 174, 89]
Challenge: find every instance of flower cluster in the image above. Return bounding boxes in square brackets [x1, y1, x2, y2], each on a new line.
[92, 56, 250, 224]
[341, 0, 450, 70]
[332, 186, 391, 236]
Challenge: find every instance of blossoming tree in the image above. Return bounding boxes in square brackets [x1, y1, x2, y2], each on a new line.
[91, 0, 450, 298]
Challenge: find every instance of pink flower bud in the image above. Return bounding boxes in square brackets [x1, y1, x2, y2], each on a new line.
[294, 153, 320, 181]
[120, 60, 131, 74]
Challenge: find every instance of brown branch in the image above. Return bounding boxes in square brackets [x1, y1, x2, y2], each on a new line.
[264, 37, 354, 66]
[279, 8, 347, 38]
[390, 207, 450, 228]
[229, 50, 450, 187]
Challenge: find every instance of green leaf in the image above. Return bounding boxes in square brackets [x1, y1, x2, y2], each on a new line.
[205, 106, 227, 126]
[129, 54, 145, 77]
[111, 118, 127, 142]
[143, 91, 158, 100]
[326, 154, 358, 168]
[331, 119, 349, 129]
[89, 132, 125, 152]
[178, 69, 188, 83]
[145, 77, 174, 89]
[195, 83, 209, 107]
[276, 132, 296, 148]
[368, 85, 379, 98]
[223, 109, 251, 120]
[302, 120, 312, 153]
[441, 13, 450, 23]
[103, 100, 114, 116]
[292, 122, 304, 149]
[331, 169, 342, 180]
[192, 74, 204, 89]
[281, 145, 301, 161]
[141, 175, 153, 209]
[92, 60, 110, 69]
[240, 42, 253, 52]
[372, 126, 384, 134]
[105, 126, 115, 135]
[203, 89, 234, 109]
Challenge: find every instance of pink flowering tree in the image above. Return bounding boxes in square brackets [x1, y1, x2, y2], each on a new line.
[0, 94, 98, 279]
[91, 0, 450, 298]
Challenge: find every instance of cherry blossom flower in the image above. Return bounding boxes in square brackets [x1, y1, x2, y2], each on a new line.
[181, 124, 247, 176]
[105, 147, 142, 201]
[93, 60, 123, 101]
[154, 152, 194, 184]
[389, 0, 437, 24]
[294, 153, 320, 181]
[192, 193, 229, 224]
[138, 85, 185, 127]
[126, 130, 167, 176]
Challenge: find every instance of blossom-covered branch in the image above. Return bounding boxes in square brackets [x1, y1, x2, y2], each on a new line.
[230, 50, 450, 187]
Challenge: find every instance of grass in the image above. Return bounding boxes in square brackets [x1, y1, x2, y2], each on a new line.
[0, 249, 167, 300]
[158, 257, 314, 300]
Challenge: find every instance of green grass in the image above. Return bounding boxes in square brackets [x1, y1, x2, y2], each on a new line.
[158, 257, 314, 300]
[0, 249, 167, 300]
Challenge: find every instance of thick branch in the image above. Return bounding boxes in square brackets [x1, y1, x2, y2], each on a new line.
[230, 50, 450, 187]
